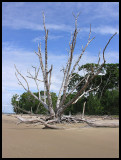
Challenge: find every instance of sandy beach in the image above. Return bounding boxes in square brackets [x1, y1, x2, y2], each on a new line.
[2, 114, 119, 158]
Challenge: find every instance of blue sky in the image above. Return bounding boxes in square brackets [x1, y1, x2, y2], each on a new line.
[2, 2, 119, 113]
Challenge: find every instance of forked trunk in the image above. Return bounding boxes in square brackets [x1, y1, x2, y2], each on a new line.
[14, 12, 117, 128]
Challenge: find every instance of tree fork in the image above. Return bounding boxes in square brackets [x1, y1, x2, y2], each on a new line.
[14, 12, 117, 122]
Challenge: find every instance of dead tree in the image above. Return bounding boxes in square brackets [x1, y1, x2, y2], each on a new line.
[14, 12, 117, 128]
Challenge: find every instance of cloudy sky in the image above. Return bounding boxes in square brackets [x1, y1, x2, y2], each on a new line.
[2, 2, 119, 113]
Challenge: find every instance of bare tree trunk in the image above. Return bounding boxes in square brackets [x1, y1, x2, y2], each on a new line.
[82, 101, 86, 119]
[43, 12, 55, 118]
[14, 12, 117, 122]
[31, 107, 33, 114]
[44, 83, 46, 103]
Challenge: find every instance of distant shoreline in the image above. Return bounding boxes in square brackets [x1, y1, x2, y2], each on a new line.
[2, 112, 15, 115]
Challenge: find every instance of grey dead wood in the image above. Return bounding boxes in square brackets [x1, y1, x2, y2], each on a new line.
[14, 12, 117, 129]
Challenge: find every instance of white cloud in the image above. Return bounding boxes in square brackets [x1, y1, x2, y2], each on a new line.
[91, 26, 119, 35]
[2, 2, 119, 35]
[79, 25, 119, 36]
[3, 18, 73, 31]
[33, 34, 64, 43]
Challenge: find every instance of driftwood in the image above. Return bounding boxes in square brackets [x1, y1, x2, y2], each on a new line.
[84, 120, 119, 128]
[16, 116, 64, 129]
[16, 115, 119, 129]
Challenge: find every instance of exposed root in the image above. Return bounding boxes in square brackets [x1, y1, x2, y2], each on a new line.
[86, 121, 119, 128]
[16, 115, 119, 129]
[16, 116, 64, 129]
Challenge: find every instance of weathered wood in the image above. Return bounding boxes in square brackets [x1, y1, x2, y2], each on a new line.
[82, 101, 86, 118]
[16, 116, 64, 129]
[14, 12, 117, 121]
[86, 121, 119, 128]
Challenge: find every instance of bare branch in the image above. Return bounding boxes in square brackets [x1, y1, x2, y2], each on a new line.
[72, 12, 81, 29]
[69, 32, 73, 48]
[15, 72, 28, 91]
[102, 32, 117, 63]
[58, 14, 79, 108]
[70, 36, 95, 77]
[32, 65, 36, 77]
[98, 48, 101, 65]
[49, 65, 53, 90]
[66, 75, 88, 97]
[28, 90, 48, 110]
[27, 66, 42, 82]
[14, 64, 49, 110]
[36, 43, 45, 77]
[56, 37, 76, 109]
[72, 12, 81, 19]
[14, 104, 32, 114]
[72, 85, 99, 104]
[88, 24, 91, 41]
[14, 65, 29, 90]
[57, 33, 117, 115]
[36, 66, 40, 78]
[27, 70, 33, 78]
[42, 11, 46, 32]
[27, 66, 43, 100]
[69, 23, 95, 81]
[26, 76, 43, 82]
[61, 27, 95, 106]
[34, 51, 40, 57]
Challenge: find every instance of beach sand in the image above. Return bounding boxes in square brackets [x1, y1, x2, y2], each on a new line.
[2, 114, 119, 158]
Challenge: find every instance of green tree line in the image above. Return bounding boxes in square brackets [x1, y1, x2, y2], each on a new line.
[11, 63, 119, 115]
